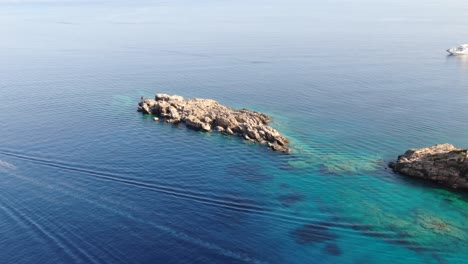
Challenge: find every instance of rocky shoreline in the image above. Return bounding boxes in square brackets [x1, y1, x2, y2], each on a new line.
[138, 94, 290, 152]
[389, 144, 468, 190]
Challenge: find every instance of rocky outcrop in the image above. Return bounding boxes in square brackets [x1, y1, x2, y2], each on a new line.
[389, 144, 468, 190]
[138, 94, 290, 152]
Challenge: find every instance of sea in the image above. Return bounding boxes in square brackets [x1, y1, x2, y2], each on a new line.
[0, 0, 467, 263]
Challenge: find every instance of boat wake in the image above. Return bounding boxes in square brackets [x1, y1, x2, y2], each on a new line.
[0, 160, 16, 170]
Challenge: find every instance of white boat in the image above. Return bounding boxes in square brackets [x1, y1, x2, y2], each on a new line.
[447, 44, 468, 55]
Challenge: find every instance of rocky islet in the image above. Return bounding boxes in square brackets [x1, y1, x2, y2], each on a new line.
[138, 93, 290, 152]
[389, 144, 468, 190]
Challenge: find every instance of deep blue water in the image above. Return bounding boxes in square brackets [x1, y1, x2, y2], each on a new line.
[1, 0, 468, 263]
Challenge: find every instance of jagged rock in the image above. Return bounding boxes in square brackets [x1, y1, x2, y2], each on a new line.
[214, 126, 224, 132]
[214, 116, 239, 129]
[155, 93, 184, 102]
[167, 106, 180, 123]
[138, 94, 290, 152]
[389, 144, 468, 190]
[137, 100, 152, 114]
[185, 115, 206, 131]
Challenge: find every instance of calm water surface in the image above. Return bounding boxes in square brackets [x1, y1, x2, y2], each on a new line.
[0, 0, 467, 263]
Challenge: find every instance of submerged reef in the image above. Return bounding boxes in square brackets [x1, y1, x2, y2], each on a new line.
[291, 222, 339, 245]
[335, 189, 468, 253]
[287, 153, 383, 175]
[389, 144, 468, 190]
[277, 193, 306, 207]
[323, 243, 342, 256]
[138, 94, 290, 152]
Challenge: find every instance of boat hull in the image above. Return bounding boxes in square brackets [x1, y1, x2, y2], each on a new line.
[447, 48, 468, 55]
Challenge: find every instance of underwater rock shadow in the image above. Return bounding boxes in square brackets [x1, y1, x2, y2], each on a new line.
[323, 243, 342, 256]
[277, 193, 306, 207]
[310, 197, 344, 219]
[345, 221, 437, 253]
[290, 221, 339, 245]
[293, 215, 437, 254]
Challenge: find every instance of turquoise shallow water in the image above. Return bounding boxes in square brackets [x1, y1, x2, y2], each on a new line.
[0, 0, 468, 263]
